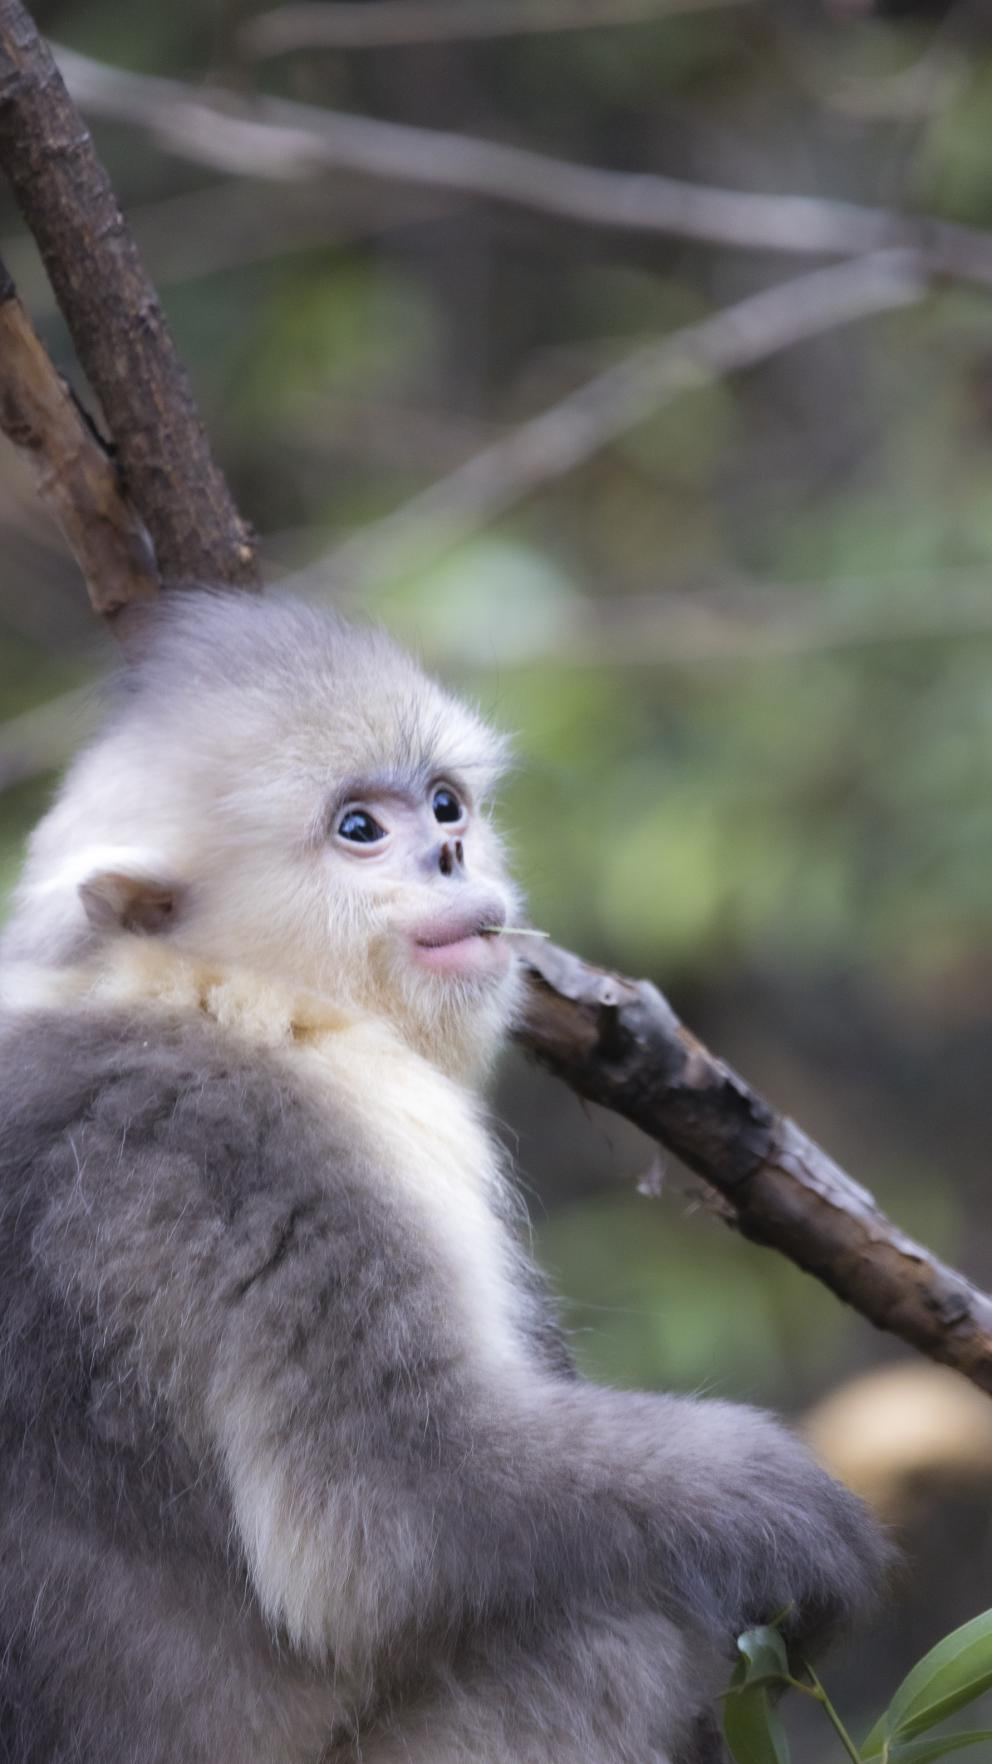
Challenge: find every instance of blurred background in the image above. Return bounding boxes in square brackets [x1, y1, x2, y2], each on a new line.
[3, 0, 992, 1748]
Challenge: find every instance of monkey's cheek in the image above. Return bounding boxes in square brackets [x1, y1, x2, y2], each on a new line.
[409, 934, 513, 981]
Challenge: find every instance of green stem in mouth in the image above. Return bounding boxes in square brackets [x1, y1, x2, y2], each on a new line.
[479, 926, 550, 939]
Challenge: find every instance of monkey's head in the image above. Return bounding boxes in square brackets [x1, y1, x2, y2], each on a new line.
[4, 591, 524, 1078]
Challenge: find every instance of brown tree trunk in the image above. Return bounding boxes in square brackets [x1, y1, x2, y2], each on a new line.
[0, 0, 257, 589]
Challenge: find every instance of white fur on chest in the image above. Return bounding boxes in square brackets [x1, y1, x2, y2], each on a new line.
[4, 945, 529, 1377]
[296, 1020, 525, 1374]
[6, 945, 532, 1663]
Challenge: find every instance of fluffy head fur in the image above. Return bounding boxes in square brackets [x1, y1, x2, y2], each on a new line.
[2, 591, 521, 1079]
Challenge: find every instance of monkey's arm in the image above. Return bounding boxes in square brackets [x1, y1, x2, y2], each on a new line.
[16, 1012, 884, 1687]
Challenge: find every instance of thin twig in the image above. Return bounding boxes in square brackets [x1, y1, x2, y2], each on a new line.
[516, 942, 992, 1397]
[6, 568, 992, 795]
[241, 0, 748, 57]
[1, 182, 461, 314]
[52, 43, 992, 289]
[281, 252, 926, 599]
[0, 0, 256, 592]
[413, 578, 992, 669]
[0, 252, 158, 615]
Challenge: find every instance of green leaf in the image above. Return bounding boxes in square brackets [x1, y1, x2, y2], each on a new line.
[724, 1686, 792, 1764]
[736, 1627, 792, 1689]
[724, 1631, 793, 1764]
[888, 1732, 992, 1764]
[863, 1609, 992, 1755]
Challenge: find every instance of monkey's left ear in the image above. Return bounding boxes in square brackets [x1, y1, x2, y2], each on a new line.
[78, 868, 184, 935]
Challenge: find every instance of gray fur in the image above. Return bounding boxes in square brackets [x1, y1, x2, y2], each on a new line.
[0, 593, 887, 1763]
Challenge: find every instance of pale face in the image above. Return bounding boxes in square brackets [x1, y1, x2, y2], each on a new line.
[327, 773, 514, 986]
[7, 595, 525, 1077]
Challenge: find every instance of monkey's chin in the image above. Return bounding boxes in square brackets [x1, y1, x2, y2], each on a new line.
[410, 933, 512, 981]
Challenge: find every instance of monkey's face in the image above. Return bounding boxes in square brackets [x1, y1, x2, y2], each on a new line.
[328, 776, 512, 976]
[182, 745, 523, 1076]
[316, 763, 524, 1074]
[15, 597, 525, 1080]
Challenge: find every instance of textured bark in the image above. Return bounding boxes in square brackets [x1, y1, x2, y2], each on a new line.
[0, 0, 256, 592]
[516, 942, 992, 1395]
[0, 255, 157, 614]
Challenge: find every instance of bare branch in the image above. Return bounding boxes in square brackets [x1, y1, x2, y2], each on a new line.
[52, 43, 992, 289]
[2, 182, 461, 316]
[0, 0, 256, 591]
[517, 942, 992, 1397]
[6, 566, 992, 796]
[284, 252, 926, 599]
[0, 254, 158, 616]
[418, 577, 992, 669]
[241, 0, 747, 57]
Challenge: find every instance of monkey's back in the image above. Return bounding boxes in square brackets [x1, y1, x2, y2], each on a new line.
[0, 1003, 418, 1764]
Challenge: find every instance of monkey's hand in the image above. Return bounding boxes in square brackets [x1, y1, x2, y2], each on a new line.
[542, 1386, 890, 1659]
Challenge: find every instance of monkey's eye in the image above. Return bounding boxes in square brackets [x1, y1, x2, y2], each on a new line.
[337, 809, 387, 844]
[432, 787, 462, 824]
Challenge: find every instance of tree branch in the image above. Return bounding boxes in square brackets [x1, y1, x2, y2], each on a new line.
[240, 0, 747, 57]
[52, 43, 992, 291]
[516, 942, 992, 1395]
[0, 0, 256, 591]
[0, 252, 158, 615]
[286, 251, 926, 599]
[8, 566, 992, 798]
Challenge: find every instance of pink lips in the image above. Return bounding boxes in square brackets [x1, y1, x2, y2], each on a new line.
[411, 904, 511, 978]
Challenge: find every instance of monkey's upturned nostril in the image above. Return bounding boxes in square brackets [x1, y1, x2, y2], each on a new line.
[437, 838, 466, 878]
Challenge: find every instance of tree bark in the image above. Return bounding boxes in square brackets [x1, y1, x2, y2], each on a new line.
[517, 942, 992, 1394]
[0, 252, 158, 614]
[0, 0, 257, 591]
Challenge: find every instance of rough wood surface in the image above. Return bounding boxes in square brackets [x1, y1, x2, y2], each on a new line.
[517, 942, 992, 1395]
[0, 255, 157, 614]
[0, 0, 256, 592]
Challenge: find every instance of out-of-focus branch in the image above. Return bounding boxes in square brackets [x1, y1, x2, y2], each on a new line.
[0, 0, 256, 593]
[516, 942, 992, 1397]
[0, 253, 158, 616]
[241, 0, 747, 57]
[53, 44, 992, 289]
[0, 251, 943, 776]
[418, 577, 992, 668]
[2, 182, 461, 316]
[0, 682, 101, 791]
[284, 251, 926, 599]
[6, 568, 992, 793]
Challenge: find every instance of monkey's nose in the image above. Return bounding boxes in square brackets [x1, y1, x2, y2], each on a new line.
[437, 838, 465, 878]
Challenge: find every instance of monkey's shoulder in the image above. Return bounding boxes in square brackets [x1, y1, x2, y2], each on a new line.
[0, 1002, 373, 1233]
[0, 1002, 574, 1382]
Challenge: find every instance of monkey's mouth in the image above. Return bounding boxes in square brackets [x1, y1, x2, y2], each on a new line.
[410, 903, 511, 978]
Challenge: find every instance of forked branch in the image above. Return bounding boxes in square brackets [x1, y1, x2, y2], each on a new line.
[0, 0, 257, 590]
[51, 42, 992, 292]
[0, 253, 158, 614]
